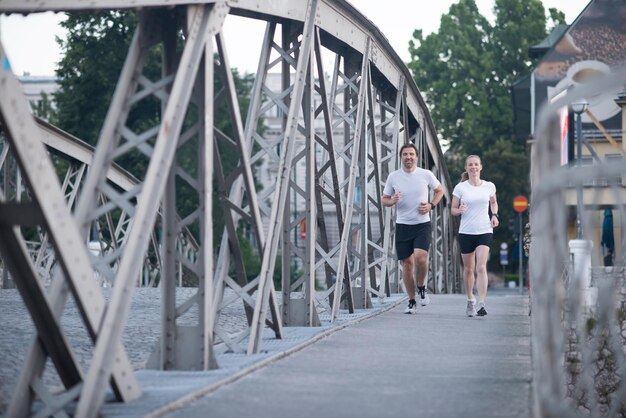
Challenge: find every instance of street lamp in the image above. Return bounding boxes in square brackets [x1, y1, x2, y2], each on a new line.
[571, 98, 588, 239]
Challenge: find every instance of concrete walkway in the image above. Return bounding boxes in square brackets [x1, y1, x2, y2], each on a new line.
[163, 293, 531, 418]
[0, 290, 531, 417]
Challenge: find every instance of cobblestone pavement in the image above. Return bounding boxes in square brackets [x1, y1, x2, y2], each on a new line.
[0, 287, 403, 416]
[0, 288, 189, 412]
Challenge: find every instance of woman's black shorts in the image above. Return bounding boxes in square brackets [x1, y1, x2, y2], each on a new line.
[458, 233, 493, 254]
[395, 222, 431, 260]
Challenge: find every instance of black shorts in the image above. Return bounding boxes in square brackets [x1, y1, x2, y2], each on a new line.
[395, 222, 431, 260]
[458, 233, 493, 254]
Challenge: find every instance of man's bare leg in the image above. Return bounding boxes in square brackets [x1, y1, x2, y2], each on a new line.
[401, 256, 416, 300]
[414, 249, 430, 306]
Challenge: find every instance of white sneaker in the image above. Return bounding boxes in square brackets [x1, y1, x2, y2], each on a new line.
[418, 288, 430, 306]
[466, 299, 477, 317]
[404, 299, 418, 314]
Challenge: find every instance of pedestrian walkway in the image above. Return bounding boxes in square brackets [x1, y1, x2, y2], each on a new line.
[0, 290, 531, 417]
[137, 293, 531, 418]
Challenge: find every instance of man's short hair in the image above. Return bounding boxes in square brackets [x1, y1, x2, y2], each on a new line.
[399, 143, 418, 158]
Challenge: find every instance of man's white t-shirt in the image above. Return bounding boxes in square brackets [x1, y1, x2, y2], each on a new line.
[383, 167, 441, 225]
[452, 180, 496, 235]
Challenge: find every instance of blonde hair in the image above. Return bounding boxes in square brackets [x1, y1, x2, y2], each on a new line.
[460, 155, 481, 181]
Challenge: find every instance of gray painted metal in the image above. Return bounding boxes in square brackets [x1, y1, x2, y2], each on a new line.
[36, 119, 137, 191]
[0, 0, 460, 415]
[246, 0, 318, 353]
[376, 76, 404, 298]
[330, 39, 370, 321]
[0, 41, 141, 416]
[74, 6, 226, 416]
[0, 119, 153, 288]
[529, 68, 626, 416]
[280, 28, 321, 328]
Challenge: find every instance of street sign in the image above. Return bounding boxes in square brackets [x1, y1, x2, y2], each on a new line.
[512, 198, 527, 294]
[513, 195, 528, 213]
[500, 243, 508, 265]
[500, 246, 509, 266]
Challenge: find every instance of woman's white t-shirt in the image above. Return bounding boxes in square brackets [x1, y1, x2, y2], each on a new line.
[452, 180, 496, 235]
[383, 167, 441, 225]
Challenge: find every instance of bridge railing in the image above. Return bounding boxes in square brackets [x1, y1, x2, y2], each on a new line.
[529, 66, 626, 417]
[0, 1, 460, 415]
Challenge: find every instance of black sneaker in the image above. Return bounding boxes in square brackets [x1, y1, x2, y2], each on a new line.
[404, 299, 417, 314]
[417, 287, 430, 306]
[476, 302, 487, 317]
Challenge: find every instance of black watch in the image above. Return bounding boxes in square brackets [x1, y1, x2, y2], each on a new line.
[492, 213, 499, 219]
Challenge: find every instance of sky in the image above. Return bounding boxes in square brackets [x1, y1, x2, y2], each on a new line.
[0, 0, 591, 76]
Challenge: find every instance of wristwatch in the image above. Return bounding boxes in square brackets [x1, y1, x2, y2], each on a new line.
[491, 213, 499, 219]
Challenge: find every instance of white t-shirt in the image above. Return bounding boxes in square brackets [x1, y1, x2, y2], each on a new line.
[452, 180, 496, 235]
[383, 167, 441, 225]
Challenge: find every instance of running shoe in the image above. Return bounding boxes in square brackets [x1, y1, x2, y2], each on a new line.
[404, 299, 418, 314]
[418, 287, 430, 306]
[466, 299, 477, 317]
[477, 302, 487, 317]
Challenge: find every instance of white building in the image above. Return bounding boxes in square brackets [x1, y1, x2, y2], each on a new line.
[18, 74, 59, 117]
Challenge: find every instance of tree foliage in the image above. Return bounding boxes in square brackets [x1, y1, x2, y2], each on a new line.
[407, 0, 565, 267]
[409, 1, 494, 154]
[54, 11, 146, 145]
[408, 0, 560, 155]
[30, 92, 56, 121]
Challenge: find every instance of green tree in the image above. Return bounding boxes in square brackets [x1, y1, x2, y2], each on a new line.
[407, 0, 564, 269]
[54, 11, 150, 146]
[408, 0, 494, 154]
[408, 0, 560, 155]
[31, 91, 56, 121]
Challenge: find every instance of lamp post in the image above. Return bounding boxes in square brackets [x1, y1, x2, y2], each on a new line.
[571, 99, 588, 239]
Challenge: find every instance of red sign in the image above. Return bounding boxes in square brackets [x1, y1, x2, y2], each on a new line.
[513, 195, 528, 213]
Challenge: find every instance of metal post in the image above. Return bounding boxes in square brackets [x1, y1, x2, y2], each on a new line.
[571, 99, 587, 239]
[575, 111, 583, 239]
[518, 211, 523, 294]
[294, 166, 298, 273]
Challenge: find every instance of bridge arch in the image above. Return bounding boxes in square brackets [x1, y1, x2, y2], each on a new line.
[0, 1, 460, 414]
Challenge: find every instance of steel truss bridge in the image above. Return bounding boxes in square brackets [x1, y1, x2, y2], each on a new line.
[0, 0, 461, 416]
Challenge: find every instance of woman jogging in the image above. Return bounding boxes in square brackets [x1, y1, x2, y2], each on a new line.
[451, 155, 499, 317]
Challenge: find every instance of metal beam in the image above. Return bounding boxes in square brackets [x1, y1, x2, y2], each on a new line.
[75, 5, 224, 415]
[247, 0, 319, 353]
[330, 37, 371, 321]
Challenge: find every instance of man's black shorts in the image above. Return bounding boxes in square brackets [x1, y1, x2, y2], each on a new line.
[395, 222, 431, 260]
[458, 233, 493, 254]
